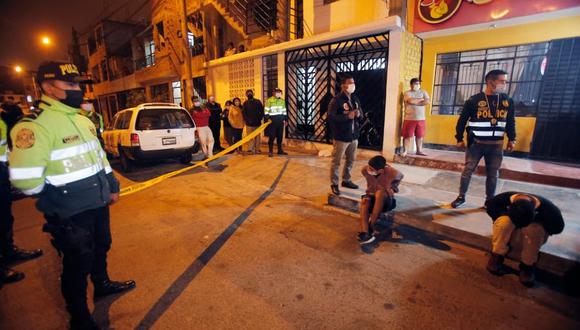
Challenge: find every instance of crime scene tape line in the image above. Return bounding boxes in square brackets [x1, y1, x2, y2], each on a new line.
[119, 120, 272, 197]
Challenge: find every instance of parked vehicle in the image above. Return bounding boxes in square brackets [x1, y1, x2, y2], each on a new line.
[103, 103, 199, 172]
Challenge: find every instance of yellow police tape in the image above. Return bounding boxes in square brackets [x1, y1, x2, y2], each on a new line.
[119, 120, 271, 197]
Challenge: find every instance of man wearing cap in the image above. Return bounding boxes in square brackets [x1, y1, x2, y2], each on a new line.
[401, 78, 430, 157]
[9, 61, 135, 329]
[264, 87, 288, 157]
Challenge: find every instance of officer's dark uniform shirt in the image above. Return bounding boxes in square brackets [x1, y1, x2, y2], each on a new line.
[455, 92, 516, 146]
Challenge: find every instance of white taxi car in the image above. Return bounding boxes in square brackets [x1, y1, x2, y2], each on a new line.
[103, 103, 198, 172]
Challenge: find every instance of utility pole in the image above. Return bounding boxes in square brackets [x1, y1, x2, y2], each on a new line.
[180, 0, 194, 108]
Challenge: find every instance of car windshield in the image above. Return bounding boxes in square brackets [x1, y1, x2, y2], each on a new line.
[135, 108, 194, 130]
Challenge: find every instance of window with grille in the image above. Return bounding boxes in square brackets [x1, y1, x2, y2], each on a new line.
[262, 54, 278, 102]
[432, 42, 549, 117]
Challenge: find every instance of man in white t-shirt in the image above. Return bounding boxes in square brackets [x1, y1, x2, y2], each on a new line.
[402, 78, 430, 156]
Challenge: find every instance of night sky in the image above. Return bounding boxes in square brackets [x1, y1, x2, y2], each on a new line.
[0, 0, 150, 71]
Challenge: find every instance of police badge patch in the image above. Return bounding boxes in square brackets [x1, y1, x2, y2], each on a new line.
[502, 100, 509, 107]
[15, 128, 35, 149]
[490, 118, 498, 126]
[478, 101, 487, 107]
[89, 126, 97, 137]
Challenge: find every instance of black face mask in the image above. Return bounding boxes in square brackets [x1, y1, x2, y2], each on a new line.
[55, 87, 84, 109]
[247, 94, 253, 99]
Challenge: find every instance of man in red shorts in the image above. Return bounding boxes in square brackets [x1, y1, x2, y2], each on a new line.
[401, 78, 430, 156]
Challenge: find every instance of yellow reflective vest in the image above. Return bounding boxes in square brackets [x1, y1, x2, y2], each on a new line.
[9, 95, 119, 218]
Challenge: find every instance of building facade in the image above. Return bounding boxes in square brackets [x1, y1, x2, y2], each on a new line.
[82, 0, 580, 162]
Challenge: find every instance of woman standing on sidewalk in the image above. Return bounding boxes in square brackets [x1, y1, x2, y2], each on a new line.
[190, 96, 214, 159]
[228, 97, 245, 153]
[221, 100, 234, 147]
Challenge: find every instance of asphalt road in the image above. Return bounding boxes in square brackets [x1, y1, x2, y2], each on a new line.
[1, 153, 579, 329]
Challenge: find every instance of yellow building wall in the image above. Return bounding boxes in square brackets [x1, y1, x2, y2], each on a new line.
[304, 0, 389, 35]
[421, 15, 580, 152]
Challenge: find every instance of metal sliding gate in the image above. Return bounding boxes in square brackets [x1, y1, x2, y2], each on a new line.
[285, 32, 389, 150]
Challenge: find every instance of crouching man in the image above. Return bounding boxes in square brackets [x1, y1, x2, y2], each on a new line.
[486, 192, 564, 287]
[358, 156, 404, 254]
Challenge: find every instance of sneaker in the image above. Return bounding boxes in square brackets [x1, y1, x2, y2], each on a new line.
[255, 150, 262, 154]
[277, 151, 288, 155]
[486, 253, 504, 275]
[357, 232, 377, 254]
[341, 181, 359, 189]
[519, 263, 535, 287]
[330, 185, 340, 195]
[450, 196, 466, 208]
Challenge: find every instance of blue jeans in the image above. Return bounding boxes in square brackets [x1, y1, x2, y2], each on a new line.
[459, 142, 503, 200]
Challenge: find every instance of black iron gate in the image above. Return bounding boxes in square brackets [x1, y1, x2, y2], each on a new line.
[285, 32, 389, 150]
[531, 37, 580, 162]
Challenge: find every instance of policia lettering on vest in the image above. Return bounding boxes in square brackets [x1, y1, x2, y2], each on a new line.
[451, 69, 516, 209]
[8, 61, 135, 329]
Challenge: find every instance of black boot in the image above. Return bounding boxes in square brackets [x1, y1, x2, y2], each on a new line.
[3, 246, 43, 265]
[93, 279, 136, 299]
[341, 181, 359, 189]
[330, 185, 340, 195]
[0, 264, 25, 286]
[519, 263, 536, 287]
[486, 253, 505, 275]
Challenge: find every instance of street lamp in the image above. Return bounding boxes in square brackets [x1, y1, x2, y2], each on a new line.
[14, 65, 23, 73]
[41, 36, 51, 47]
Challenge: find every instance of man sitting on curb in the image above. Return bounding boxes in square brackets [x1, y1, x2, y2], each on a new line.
[358, 156, 404, 254]
[485, 192, 565, 287]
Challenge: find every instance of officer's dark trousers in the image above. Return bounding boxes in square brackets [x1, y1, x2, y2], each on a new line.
[267, 120, 284, 153]
[45, 206, 112, 317]
[0, 163, 15, 257]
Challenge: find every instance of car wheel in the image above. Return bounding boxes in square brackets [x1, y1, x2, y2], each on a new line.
[180, 152, 193, 164]
[119, 148, 134, 173]
[192, 141, 200, 154]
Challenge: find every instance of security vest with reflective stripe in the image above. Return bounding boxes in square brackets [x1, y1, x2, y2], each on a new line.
[264, 97, 287, 117]
[0, 117, 7, 163]
[9, 95, 119, 218]
[455, 92, 516, 145]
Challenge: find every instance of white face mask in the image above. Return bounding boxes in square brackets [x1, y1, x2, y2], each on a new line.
[413, 84, 421, 91]
[194, 101, 201, 107]
[346, 83, 356, 94]
[81, 103, 93, 112]
[275, 92, 282, 98]
[367, 168, 378, 176]
[492, 83, 506, 94]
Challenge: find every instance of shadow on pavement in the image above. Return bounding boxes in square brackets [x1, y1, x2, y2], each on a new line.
[382, 224, 452, 251]
[93, 288, 134, 330]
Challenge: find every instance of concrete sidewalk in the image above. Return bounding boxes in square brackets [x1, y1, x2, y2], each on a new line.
[393, 147, 580, 189]
[323, 161, 580, 281]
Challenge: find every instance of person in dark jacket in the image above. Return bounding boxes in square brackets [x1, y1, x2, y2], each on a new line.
[485, 191, 564, 287]
[451, 69, 516, 208]
[206, 95, 223, 152]
[221, 100, 234, 148]
[328, 74, 364, 196]
[242, 89, 264, 154]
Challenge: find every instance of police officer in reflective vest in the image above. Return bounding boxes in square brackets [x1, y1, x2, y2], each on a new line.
[264, 87, 288, 157]
[1, 115, 43, 286]
[451, 69, 516, 209]
[9, 62, 135, 329]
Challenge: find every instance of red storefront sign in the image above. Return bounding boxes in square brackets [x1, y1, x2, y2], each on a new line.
[414, 0, 580, 33]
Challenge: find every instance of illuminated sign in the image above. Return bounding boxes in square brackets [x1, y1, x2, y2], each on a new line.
[418, 0, 493, 24]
